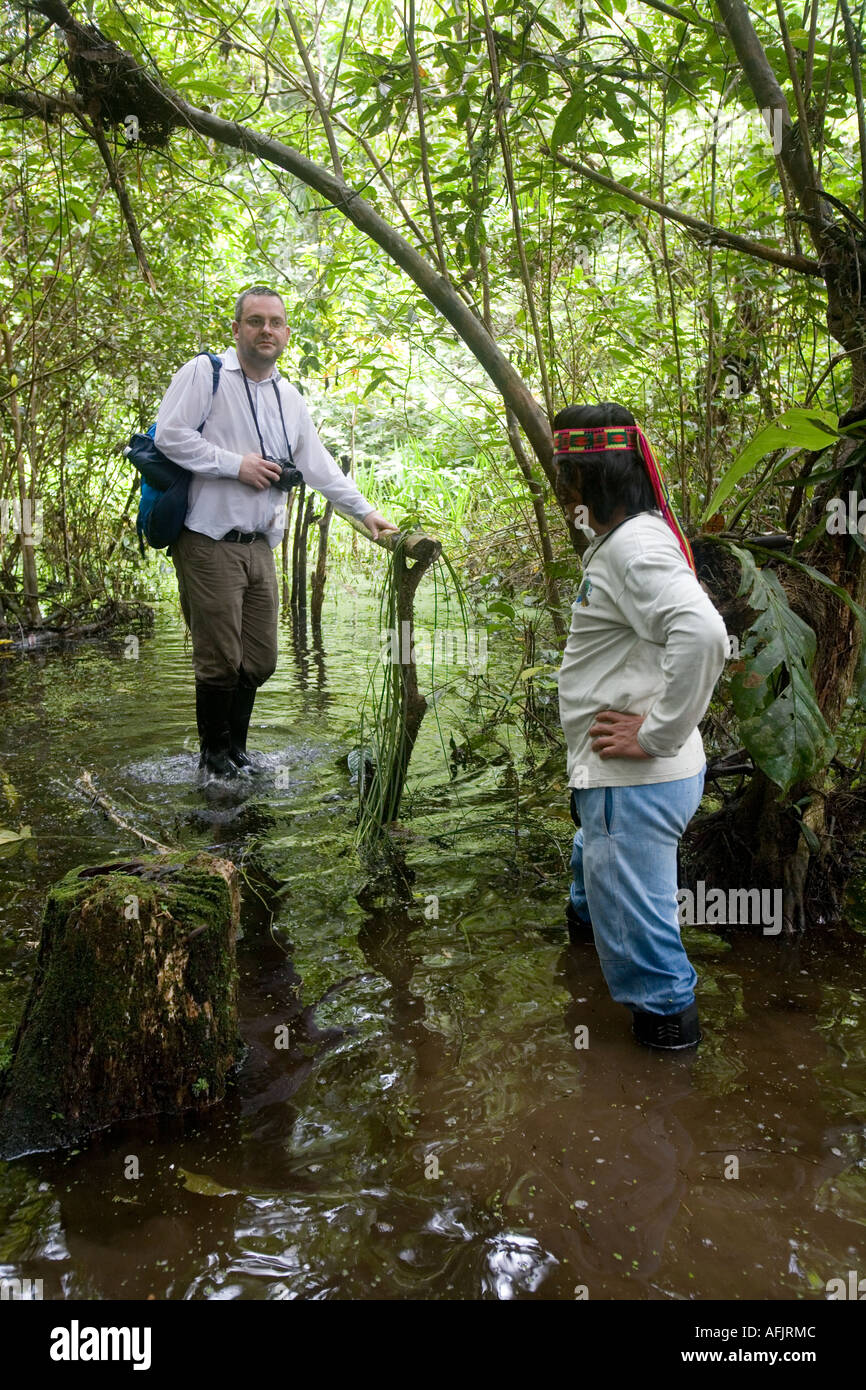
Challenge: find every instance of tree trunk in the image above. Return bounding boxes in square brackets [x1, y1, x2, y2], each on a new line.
[290, 479, 306, 612]
[293, 493, 316, 615]
[311, 457, 350, 626]
[0, 851, 241, 1159]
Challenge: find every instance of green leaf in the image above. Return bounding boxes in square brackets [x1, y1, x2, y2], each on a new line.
[533, 14, 566, 41]
[0, 825, 31, 846]
[181, 79, 235, 101]
[857, 642, 866, 710]
[177, 1168, 240, 1197]
[703, 409, 840, 522]
[0, 825, 32, 861]
[746, 541, 866, 635]
[544, 558, 575, 579]
[727, 546, 834, 793]
[166, 58, 201, 83]
[742, 540, 866, 715]
[551, 90, 584, 152]
[519, 664, 558, 681]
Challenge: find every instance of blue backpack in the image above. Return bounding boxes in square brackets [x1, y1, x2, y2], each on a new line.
[127, 352, 222, 555]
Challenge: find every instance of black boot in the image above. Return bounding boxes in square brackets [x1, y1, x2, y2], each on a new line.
[228, 674, 257, 770]
[631, 1000, 701, 1050]
[565, 897, 594, 944]
[195, 682, 238, 780]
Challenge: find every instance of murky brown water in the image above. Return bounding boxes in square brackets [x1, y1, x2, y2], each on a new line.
[0, 590, 864, 1300]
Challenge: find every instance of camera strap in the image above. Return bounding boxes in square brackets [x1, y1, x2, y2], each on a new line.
[240, 370, 293, 463]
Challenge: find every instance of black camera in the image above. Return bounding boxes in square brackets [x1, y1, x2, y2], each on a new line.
[270, 458, 304, 492]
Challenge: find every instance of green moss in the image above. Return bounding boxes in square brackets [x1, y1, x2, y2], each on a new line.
[0, 852, 241, 1159]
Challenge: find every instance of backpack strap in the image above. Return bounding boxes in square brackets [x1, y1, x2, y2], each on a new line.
[195, 350, 222, 430]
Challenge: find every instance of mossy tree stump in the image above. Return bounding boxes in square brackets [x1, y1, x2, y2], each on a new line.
[0, 852, 241, 1160]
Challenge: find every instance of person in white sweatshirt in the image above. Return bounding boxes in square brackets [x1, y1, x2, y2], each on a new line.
[553, 403, 728, 1050]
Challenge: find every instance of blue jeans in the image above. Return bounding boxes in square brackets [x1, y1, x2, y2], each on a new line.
[569, 768, 705, 1015]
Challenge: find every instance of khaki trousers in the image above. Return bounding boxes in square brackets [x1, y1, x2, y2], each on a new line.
[171, 527, 279, 687]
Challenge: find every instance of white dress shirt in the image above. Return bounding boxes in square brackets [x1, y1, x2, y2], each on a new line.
[154, 346, 374, 548]
[558, 512, 728, 788]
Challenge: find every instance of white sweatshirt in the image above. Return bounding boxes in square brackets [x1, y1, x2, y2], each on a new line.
[154, 347, 374, 549]
[558, 512, 728, 788]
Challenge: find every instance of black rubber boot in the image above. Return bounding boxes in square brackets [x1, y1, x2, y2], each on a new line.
[565, 897, 594, 944]
[195, 683, 238, 780]
[631, 1000, 701, 1050]
[228, 679, 257, 770]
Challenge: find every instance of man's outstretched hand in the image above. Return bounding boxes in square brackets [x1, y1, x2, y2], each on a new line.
[236, 464, 400, 540]
[590, 709, 651, 760]
[363, 510, 400, 541]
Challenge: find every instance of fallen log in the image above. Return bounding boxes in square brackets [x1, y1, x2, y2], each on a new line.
[0, 851, 241, 1160]
[0, 599, 154, 652]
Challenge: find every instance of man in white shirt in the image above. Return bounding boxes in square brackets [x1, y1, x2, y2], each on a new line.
[554, 403, 728, 1050]
[155, 286, 398, 778]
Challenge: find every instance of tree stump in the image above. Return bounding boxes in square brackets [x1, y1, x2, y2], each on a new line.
[0, 852, 241, 1160]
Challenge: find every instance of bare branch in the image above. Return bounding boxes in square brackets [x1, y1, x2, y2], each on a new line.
[634, 0, 713, 25]
[839, 0, 866, 220]
[80, 116, 157, 291]
[480, 0, 554, 419]
[547, 147, 823, 276]
[74, 772, 172, 853]
[283, 2, 344, 178]
[404, 0, 451, 280]
[713, 0, 832, 231]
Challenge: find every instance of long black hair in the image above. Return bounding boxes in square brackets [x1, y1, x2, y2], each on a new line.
[552, 402, 656, 524]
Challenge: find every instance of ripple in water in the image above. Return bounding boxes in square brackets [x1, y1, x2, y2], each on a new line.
[481, 1233, 559, 1300]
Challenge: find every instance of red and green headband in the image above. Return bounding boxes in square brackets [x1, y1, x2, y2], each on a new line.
[553, 424, 695, 573]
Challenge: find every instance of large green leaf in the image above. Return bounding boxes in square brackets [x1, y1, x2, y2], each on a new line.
[727, 546, 835, 793]
[703, 409, 840, 522]
[551, 90, 584, 151]
[741, 540, 866, 715]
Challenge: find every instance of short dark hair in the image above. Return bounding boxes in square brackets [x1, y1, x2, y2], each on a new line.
[234, 285, 287, 322]
[552, 402, 656, 524]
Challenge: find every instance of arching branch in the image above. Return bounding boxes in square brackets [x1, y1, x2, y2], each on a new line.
[547, 148, 823, 277]
[10, 0, 556, 483]
[17, 0, 554, 477]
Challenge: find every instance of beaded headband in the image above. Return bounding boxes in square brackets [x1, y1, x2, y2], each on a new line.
[552, 423, 695, 573]
[553, 427, 634, 453]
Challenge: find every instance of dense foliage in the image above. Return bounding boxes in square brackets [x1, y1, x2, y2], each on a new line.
[2, 0, 866, 912]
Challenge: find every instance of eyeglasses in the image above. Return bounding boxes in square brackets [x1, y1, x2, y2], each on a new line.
[242, 316, 287, 328]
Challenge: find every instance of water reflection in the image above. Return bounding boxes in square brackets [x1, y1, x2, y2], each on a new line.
[0, 604, 865, 1299]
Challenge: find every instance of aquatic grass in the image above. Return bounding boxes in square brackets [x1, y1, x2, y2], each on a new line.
[350, 441, 500, 552]
[354, 542, 475, 849]
[354, 537, 422, 846]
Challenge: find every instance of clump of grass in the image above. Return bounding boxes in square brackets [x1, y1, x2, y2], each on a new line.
[354, 542, 471, 848]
